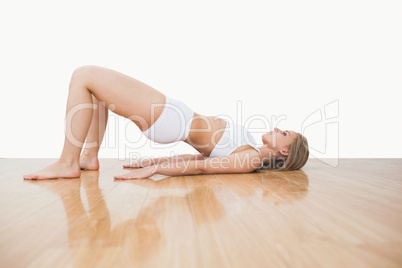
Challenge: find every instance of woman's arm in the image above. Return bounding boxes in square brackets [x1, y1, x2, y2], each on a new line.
[115, 158, 204, 179]
[155, 150, 262, 176]
[114, 150, 261, 179]
[123, 153, 205, 168]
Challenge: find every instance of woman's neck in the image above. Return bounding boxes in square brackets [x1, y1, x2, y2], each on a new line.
[258, 144, 287, 165]
[258, 145, 276, 165]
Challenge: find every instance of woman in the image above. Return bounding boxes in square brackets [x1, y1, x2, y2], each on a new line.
[23, 66, 309, 180]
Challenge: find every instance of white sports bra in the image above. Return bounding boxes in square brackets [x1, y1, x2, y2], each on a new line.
[207, 118, 264, 170]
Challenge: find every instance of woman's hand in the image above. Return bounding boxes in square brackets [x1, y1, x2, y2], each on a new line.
[122, 159, 153, 168]
[114, 165, 158, 180]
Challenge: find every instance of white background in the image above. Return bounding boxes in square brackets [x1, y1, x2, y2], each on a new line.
[1, 0, 401, 160]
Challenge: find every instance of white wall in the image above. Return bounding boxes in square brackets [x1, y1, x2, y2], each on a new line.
[1, 0, 401, 160]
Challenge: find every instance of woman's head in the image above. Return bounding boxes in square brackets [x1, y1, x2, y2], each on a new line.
[261, 128, 309, 171]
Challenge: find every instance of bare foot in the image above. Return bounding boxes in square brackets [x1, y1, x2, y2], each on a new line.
[80, 156, 100, 170]
[23, 159, 81, 180]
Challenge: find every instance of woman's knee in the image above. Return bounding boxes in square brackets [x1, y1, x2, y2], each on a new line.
[70, 65, 99, 85]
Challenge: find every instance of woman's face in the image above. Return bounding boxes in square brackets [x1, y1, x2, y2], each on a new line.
[262, 128, 297, 154]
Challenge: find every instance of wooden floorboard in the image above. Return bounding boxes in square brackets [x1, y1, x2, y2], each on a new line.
[0, 158, 401, 268]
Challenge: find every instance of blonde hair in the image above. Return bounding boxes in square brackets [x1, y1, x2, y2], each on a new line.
[263, 133, 309, 171]
[279, 133, 309, 170]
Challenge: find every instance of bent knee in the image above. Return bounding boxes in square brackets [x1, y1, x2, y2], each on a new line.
[70, 65, 99, 84]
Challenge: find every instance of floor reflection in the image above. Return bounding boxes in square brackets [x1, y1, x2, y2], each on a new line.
[122, 200, 164, 263]
[187, 186, 226, 223]
[22, 169, 309, 265]
[113, 178, 200, 263]
[24, 171, 113, 264]
[121, 178, 226, 225]
[259, 170, 310, 205]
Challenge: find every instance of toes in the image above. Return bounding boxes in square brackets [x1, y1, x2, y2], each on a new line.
[23, 175, 38, 180]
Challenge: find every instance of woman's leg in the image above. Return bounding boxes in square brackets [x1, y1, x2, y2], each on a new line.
[24, 65, 166, 180]
[23, 67, 95, 179]
[80, 94, 108, 170]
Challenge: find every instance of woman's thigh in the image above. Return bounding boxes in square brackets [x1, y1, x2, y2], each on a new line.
[71, 65, 166, 131]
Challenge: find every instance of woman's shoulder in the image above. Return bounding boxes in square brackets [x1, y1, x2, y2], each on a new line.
[230, 145, 262, 159]
[229, 145, 263, 170]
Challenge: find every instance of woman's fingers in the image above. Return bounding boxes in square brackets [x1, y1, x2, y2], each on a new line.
[123, 159, 155, 168]
[123, 163, 140, 168]
[114, 166, 156, 180]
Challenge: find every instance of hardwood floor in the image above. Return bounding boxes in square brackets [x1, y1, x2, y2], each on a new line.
[0, 158, 401, 268]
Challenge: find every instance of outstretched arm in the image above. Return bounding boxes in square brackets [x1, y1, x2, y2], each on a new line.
[155, 152, 260, 176]
[114, 150, 262, 179]
[122, 153, 205, 168]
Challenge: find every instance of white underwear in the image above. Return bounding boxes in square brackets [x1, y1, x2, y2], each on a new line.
[142, 95, 194, 144]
